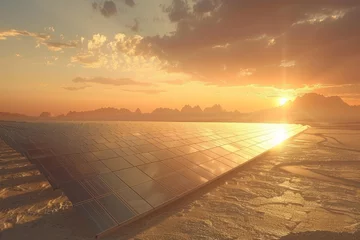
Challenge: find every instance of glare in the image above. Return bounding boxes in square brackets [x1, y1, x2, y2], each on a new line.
[279, 97, 288, 106]
[271, 126, 290, 146]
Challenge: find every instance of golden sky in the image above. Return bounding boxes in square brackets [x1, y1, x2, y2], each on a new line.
[1, 1, 359, 116]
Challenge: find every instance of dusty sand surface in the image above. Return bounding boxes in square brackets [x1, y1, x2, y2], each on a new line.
[1, 126, 360, 240]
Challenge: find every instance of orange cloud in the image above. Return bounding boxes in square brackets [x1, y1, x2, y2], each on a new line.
[0, 29, 49, 41]
[72, 77, 154, 86]
[43, 41, 78, 51]
[63, 85, 91, 91]
[122, 89, 165, 94]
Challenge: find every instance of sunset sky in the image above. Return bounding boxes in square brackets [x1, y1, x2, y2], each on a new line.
[1, 1, 359, 116]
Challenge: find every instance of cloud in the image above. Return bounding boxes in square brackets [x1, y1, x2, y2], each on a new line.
[43, 41, 78, 51]
[153, 16, 166, 23]
[44, 27, 55, 32]
[72, 77, 153, 86]
[92, 2, 98, 10]
[237, 68, 256, 77]
[70, 33, 160, 71]
[122, 89, 165, 94]
[92, 0, 134, 16]
[44, 56, 59, 65]
[315, 84, 360, 97]
[63, 85, 91, 91]
[127, 19, 139, 32]
[94, 0, 117, 18]
[279, 60, 296, 68]
[88, 34, 107, 50]
[193, 0, 216, 14]
[136, 1, 360, 88]
[124, 0, 135, 7]
[71, 52, 108, 68]
[108, 33, 143, 55]
[162, 0, 189, 22]
[0, 29, 80, 53]
[266, 95, 284, 98]
[161, 79, 189, 85]
[0, 29, 49, 41]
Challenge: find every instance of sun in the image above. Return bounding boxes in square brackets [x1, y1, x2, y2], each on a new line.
[279, 97, 289, 106]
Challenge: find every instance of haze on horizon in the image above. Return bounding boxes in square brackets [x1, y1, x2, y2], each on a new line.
[1, 1, 360, 116]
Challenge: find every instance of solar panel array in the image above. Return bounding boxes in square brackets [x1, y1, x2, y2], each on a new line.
[0, 121, 307, 237]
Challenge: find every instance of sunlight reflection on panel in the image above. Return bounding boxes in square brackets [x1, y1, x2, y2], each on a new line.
[271, 126, 290, 146]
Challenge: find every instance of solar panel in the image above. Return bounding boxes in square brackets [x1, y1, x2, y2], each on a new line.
[0, 121, 307, 237]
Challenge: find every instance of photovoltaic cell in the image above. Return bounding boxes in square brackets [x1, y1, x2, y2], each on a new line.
[0, 121, 307, 237]
[97, 194, 136, 224]
[116, 187, 153, 214]
[75, 200, 117, 234]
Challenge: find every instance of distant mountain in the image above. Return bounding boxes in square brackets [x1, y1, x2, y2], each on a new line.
[204, 104, 224, 114]
[287, 93, 360, 122]
[292, 93, 348, 110]
[150, 108, 181, 121]
[39, 112, 52, 118]
[151, 107, 180, 115]
[1, 93, 360, 123]
[181, 105, 202, 114]
[64, 107, 133, 120]
[0, 112, 32, 121]
[134, 108, 142, 114]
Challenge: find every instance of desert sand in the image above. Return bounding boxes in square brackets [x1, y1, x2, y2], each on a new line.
[1, 126, 360, 240]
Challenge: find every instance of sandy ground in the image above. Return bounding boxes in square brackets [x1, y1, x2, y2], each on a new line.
[1, 126, 360, 240]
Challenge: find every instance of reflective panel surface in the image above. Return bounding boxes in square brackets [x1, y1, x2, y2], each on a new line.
[0, 121, 307, 236]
